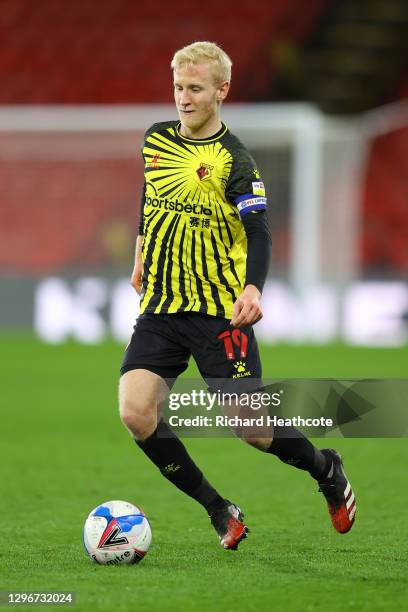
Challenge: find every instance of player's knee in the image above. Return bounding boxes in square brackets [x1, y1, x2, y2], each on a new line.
[118, 370, 165, 440]
[119, 397, 157, 441]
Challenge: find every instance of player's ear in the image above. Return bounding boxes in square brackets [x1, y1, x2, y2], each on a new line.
[217, 81, 230, 102]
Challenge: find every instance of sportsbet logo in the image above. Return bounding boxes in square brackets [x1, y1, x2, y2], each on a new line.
[145, 195, 212, 217]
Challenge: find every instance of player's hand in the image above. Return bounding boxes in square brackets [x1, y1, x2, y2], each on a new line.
[131, 236, 144, 295]
[130, 261, 143, 295]
[231, 285, 263, 328]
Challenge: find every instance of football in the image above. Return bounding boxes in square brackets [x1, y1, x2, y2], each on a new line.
[83, 500, 152, 565]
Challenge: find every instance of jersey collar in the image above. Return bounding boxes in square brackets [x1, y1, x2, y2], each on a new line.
[176, 122, 228, 143]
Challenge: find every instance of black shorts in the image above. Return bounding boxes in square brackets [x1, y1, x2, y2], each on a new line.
[120, 313, 262, 390]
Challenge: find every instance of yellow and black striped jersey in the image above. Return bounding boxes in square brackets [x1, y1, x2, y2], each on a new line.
[139, 121, 267, 319]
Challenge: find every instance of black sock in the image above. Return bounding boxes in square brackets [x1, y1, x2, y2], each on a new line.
[267, 425, 329, 480]
[136, 420, 224, 512]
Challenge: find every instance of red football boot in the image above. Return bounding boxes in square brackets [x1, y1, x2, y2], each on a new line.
[318, 449, 356, 533]
[209, 500, 249, 550]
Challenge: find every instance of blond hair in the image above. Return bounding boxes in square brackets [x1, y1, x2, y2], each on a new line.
[171, 41, 232, 85]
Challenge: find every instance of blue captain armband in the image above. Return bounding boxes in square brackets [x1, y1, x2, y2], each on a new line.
[235, 193, 267, 215]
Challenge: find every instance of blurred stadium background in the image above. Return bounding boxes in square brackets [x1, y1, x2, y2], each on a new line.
[0, 0, 407, 347]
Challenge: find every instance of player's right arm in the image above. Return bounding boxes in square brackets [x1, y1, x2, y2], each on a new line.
[130, 235, 144, 295]
[131, 123, 175, 296]
[131, 181, 146, 295]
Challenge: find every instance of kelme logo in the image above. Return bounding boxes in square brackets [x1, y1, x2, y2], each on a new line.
[146, 153, 161, 169]
[232, 361, 252, 379]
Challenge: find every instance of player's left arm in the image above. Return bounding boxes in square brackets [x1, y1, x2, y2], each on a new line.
[231, 211, 271, 327]
[225, 147, 271, 328]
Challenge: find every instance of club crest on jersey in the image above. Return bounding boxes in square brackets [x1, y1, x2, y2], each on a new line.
[146, 153, 161, 169]
[196, 163, 214, 181]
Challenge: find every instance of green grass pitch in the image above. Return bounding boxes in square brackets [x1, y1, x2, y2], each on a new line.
[1, 337, 408, 611]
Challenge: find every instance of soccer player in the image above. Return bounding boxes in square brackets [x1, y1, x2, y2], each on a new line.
[119, 42, 356, 550]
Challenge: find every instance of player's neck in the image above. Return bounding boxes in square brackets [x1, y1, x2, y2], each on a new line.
[179, 117, 223, 140]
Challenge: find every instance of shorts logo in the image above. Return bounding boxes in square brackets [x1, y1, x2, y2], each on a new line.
[232, 360, 252, 378]
[146, 153, 161, 169]
[196, 163, 214, 181]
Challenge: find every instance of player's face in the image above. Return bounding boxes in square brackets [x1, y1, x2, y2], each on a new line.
[174, 62, 229, 138]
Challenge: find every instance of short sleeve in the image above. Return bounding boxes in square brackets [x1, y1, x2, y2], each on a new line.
[225, 148, 267, 216]
[138, 181, 146, 235]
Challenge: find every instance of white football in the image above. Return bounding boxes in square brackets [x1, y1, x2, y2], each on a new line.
[83, 500, 152, 565]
